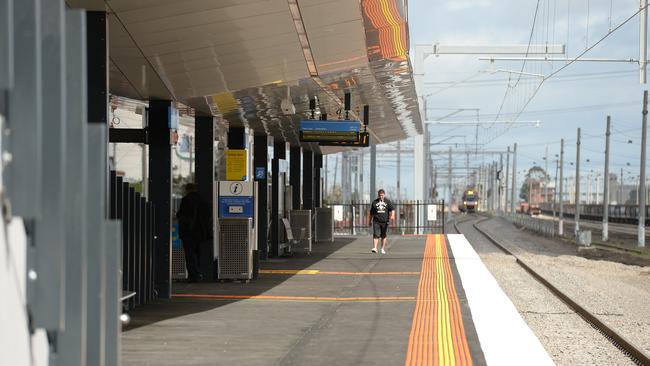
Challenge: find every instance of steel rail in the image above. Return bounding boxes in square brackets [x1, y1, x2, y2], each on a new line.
[454, 215, 650, 366]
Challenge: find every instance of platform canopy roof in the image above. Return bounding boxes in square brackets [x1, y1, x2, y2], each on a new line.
[67, 0, 423, 152]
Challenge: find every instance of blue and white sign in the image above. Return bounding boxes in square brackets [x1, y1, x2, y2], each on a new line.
[219, 196, 254, 218]
[168, 105, 179, 129]
[300, 120, 360, 133]
[255, 167, 266, 180]
[218, 181, 255, 218]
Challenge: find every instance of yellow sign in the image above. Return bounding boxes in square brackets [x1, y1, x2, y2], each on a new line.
[226, 149, 247, 181]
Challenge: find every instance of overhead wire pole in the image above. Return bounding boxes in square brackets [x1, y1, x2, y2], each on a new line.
[639, 90, 648, 247]
[493, 161, 497, 212]
[493, 161, 497, 211]
[511, 143, 517, 213]
[641, 0, 648, 83]
[544, 145, 549, 203]
[603, 116, 611, 242]
[488, 164, 493, 212]
[448, 146, 453, 217]
[499, 153, 504, 213]
[575, 128, 582, 238]
[505, 146, 511, 214]
[558, 139, 564, 236]
[554, 158, 559, 220]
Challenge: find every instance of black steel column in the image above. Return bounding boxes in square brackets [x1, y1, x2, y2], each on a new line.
[85, 11, 110, 366]
[314, 153, 323, 208]
[86, 12, 107, 125]
[302, 150, 313, 210]
[253, 134, 269, 261]
[195, 115, 215, 280]
[228, 126, 246, 149]
[290, 146, 302, 209]
[148, 100, 172, 299]
[271, 141, 286, 257]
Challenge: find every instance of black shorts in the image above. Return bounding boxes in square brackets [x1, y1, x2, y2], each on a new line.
[373, 221, 388, 238]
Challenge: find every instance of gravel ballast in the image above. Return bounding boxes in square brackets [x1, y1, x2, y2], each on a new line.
[476, 216, 650, 359]
[457, 217, 637, 365]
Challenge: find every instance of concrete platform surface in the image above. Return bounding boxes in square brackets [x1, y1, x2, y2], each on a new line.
[122, 234, 546, 366]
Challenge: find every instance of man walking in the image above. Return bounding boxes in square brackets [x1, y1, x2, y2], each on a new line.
[176, 183, 211, 282]
[369, 189, 395, 254]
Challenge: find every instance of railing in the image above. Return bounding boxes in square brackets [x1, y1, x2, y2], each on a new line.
[324, 200, 446, 235]
[109, 171, 156, 310]
[538, 202, 650, 225]
[505, 214, 557, 238]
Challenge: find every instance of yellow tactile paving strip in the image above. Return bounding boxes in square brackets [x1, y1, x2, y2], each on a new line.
[405, 234, 473, 366]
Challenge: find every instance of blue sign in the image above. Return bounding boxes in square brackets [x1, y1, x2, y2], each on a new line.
[219, 196, 254, 218]
[172, 223, 182, 249]
[255, 167, 266, 180]
[300, 120, 360, 133]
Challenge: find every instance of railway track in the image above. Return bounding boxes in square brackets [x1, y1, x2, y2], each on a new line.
[452, 214, 650, 366]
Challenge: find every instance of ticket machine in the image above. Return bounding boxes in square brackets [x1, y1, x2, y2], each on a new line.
[215, 180, 257, 280]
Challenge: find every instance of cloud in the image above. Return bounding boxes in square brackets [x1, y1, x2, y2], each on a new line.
[444, 0, 495, 11]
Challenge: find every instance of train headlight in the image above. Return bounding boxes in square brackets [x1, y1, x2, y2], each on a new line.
[463, 201, 467, 205]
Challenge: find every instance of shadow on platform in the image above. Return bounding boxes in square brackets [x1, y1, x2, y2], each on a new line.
[124, 237, 359, 331]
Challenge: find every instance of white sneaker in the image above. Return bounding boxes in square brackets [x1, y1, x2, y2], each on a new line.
[371, 248, 377, 253]
[381, 248, 386, 254]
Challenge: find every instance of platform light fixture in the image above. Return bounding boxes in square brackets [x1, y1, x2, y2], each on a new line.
[287, 0, 318, 77]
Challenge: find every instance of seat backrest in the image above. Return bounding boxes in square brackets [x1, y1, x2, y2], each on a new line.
[281, 218, 294, 241]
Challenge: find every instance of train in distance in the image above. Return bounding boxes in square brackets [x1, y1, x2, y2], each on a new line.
[460, 189, 478, 213]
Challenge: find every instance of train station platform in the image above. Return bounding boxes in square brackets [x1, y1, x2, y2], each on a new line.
[121, 235, 553, 365]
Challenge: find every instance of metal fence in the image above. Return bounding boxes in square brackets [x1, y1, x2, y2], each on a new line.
[325, 200, 446, 235]
[505, 214, 557, 238]
[109, 171, 156, 310]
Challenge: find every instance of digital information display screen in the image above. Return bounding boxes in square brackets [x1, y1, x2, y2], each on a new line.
[318, 132, 370, 147]
[299, 120, 360, 142]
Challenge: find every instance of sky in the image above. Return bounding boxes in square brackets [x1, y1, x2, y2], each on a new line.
[353, 0, 648, 201]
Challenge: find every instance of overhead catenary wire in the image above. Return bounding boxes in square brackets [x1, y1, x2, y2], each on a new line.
[482, 4, 649, 147]
[493, 0, 543, 124]
[423, 70, 637, 87]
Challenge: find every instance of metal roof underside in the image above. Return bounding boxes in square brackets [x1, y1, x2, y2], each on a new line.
[67, 0, 423, 153]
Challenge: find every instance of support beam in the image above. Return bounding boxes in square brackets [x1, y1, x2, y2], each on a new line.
[85, 11, 110, 366]
[227, 127, 245, 149]
[414, 43, 565, 74]
[253, 134, 269, 260]
[302, 150, 313, 210]
[425, 120, 540, 126]
[479, 56, 639, 63]
[59, 10, 88, 366]
[109, 128, 147, 144]
[414, 135, 424, 203]
[290, 146, 301, 209]
[370, 141, 376, 197]
[7, 0, 43, 218]
[314, 153, 322, 208]
[148, 100, 172, 298]
[30, 0, 67, 332]
[271, 141, 286, 257]
[195, 115, 215, 279]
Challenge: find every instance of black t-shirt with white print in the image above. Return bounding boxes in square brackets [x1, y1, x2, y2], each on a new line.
[370, 198, 394, 223]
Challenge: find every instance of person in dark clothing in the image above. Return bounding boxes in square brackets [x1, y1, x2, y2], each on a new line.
[368, 189, 394, 254]
[176, 183, 211, 282]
